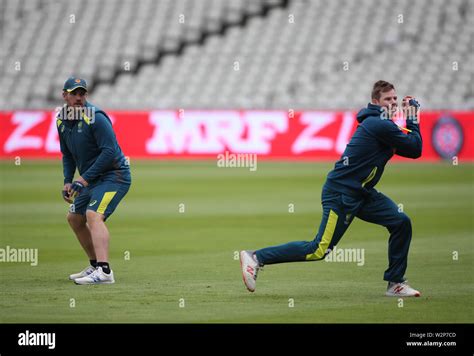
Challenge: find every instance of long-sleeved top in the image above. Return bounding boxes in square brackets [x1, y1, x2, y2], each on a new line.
[325, 103, 422, 197]
[57, 102, 131, 185]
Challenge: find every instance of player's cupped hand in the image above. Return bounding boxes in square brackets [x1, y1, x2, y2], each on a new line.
[402, 96, 420, 119]
[69, 180, 86, 200]
[62, 183, 73, 203]
[402, 96, 413, 107]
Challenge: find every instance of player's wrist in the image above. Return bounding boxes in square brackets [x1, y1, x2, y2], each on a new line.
[406, 115, 419, 125]
[76, 176, 89, 187]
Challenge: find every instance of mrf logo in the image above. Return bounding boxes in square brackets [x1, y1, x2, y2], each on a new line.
[145, 111, 354, 155]
[18, 330, 56, 349]
[2, 110, 355, 157]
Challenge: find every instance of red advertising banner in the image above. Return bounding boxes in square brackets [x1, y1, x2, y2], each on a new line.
[0, 110, 472, 161]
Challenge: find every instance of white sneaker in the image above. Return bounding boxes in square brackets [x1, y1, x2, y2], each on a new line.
[69, 265, 95, 280]
[74, 267, 115, 285]
[240, 250, 259, 292]
[385, 281, 421, 297]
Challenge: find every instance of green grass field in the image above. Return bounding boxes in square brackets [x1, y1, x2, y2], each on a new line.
[0, 160, 473, 323]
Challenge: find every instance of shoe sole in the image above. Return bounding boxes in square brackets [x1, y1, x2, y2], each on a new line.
[385, 291, 421, 297]
[239, 251, 255, 293]
[74, 279, 115, 285]
[74, 281, 115, 286]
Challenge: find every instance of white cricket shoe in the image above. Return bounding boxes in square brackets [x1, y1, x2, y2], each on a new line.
[385, 281, 421, 297]
[240, 250, 259, 292]
[69, 265, 96, 280]
[74, 267, 115, 285]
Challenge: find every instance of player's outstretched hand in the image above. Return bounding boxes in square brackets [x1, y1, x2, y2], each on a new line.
[62, 183, 73, 203]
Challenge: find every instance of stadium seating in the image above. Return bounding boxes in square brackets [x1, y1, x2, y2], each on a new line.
[1, 0, 473, 110]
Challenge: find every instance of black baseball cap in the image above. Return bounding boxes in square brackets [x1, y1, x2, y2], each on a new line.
[63, 77, 87, 92]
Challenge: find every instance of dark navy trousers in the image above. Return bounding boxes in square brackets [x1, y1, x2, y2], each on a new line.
[255, 184, 412, 283]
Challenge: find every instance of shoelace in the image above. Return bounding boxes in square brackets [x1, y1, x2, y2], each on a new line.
[87, 268, 101, 281]
[252, 253, 263, 273]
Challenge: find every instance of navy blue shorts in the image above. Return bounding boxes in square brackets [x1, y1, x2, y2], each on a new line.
[69, 180, 130, 221]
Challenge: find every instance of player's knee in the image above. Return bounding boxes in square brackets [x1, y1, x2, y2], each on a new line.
[306, 242, 330, 261]
[319, 251, 330, 260]
[67, 213, 85, 227]
[397, 213, 411, 228]
[86, 210, 105, 225]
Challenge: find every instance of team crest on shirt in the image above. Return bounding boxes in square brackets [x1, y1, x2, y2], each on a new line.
[61, 125, 65, 133]
[78, 121, 83, 133]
